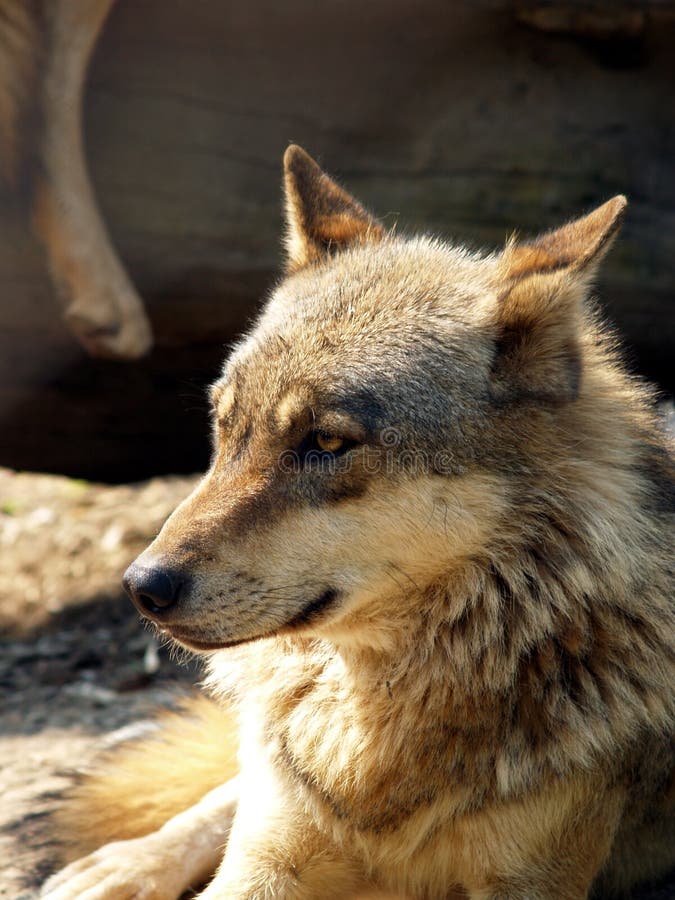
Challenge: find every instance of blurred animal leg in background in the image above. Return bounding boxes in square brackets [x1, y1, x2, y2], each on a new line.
[32, 0, 153, 359]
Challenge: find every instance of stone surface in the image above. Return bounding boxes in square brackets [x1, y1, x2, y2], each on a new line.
[0, 0, 674, 480]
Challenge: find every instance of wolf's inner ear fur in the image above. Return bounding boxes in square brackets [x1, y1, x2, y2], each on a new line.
[491, 196, 627, 406]
[283, 145, 384, 273]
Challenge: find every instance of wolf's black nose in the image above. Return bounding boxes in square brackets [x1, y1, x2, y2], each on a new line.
[123, 563, 183, 618]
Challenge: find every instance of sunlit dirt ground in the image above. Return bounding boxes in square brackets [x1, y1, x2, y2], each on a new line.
[0, 469, 201, 897]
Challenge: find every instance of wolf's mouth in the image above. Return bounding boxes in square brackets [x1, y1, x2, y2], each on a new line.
[165, 588, 341, 653]
[284, 588, 340, 627]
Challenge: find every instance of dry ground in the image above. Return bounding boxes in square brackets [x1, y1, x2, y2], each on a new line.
[0, 469, 201, 897]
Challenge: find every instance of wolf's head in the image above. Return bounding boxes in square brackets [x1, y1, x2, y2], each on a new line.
[124, 146, 626, 653]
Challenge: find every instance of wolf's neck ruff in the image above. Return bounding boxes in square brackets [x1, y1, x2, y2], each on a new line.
[222, 350, 673, 829]
[239, 501, 670, 826]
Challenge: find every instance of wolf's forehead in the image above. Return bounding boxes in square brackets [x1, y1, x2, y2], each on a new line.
[222, 322, 486, 436]
[225, 333, 383, 408]
[267, 237, 495, 328]
[219, 239, 495, 413]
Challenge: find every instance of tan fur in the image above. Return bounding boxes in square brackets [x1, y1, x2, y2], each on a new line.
[44, 148, 674, 900]
[56, 696, 238, 860]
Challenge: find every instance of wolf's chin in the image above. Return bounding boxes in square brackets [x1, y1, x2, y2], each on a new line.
[169, 632, 254, 653]
[166, 625, 274, 653]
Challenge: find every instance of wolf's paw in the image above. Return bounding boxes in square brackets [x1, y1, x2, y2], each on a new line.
[40, 834, 186, 900]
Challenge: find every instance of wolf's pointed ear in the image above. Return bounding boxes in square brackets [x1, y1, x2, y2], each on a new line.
[492, 196, 627, 405]
[501, 196, 627, 281]
[283, 145, 384, 273]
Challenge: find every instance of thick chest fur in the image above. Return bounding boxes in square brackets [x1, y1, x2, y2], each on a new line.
[259, 653, 505, 836]
[255, 665, 621, 897]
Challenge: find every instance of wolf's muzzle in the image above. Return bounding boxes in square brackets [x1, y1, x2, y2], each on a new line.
[123, 561, 185, 620]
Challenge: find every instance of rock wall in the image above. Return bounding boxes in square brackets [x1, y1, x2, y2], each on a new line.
[0, 0, 673, 479]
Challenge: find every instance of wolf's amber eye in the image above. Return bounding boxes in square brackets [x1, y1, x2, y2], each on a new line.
[316, 432, 345, 453]
[296, 430, 358, 462]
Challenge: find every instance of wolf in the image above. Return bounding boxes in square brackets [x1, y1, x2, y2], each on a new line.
[42, 146, 674, 899]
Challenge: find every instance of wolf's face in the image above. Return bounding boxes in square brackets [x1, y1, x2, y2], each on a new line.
[124, 147, 625, 653]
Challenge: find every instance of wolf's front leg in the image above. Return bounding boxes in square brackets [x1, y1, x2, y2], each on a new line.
[200, 836, 368, 900]
[198, 768, 368, 899]
[41, 777, 239, 900]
